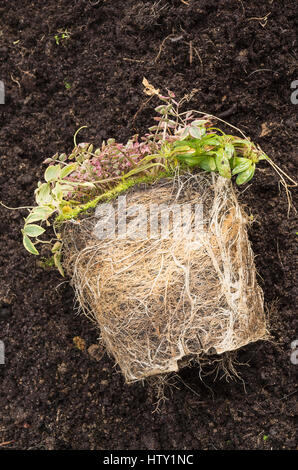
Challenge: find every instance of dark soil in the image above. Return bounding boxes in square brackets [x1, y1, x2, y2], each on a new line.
[0, 0, 297, 450]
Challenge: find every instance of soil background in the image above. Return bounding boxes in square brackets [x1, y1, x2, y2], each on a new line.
[0, 0, 297, 450]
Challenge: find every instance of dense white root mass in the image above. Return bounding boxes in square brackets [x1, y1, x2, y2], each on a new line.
[63, 172, 267, 383]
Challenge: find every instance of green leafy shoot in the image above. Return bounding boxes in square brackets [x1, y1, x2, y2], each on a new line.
[54, 29, 71, 46]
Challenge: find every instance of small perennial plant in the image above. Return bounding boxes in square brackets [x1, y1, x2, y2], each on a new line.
[20, 79, 293, 275]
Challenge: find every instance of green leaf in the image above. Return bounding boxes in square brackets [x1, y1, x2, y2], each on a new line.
[35, 205, 53, 215]
[155, 105, 166, 114]
[224, 142, 235, 160]
[52, 241, 62, 253]
[232, 138, 251, 146]
[60, 163, 77, 179]
[52, 182, 63, 201]
[25, 213, 45, 224]
[191, 119, 209, 127]
[201, 136, 221, 147]
[236, 164, 256, 185]
[174, 152, 197, 160]
[173, 141, 192, 149]
[54, 252, 64, 277]
[60, 184, 75, 193]
[232, 158, 252, 175]
[35, 183, 51, 205]
[23, 224, 45, 237]
[232, 156, 245, 166]
[22, 233, 39, 255]
[25, 207, 53, 223]
[208, 127, 225, 136]
[173, 144, 196, 155]
[183, 157, 201, 167]
[178, 126, 191, 139]
[44, 164, 61, 182]
[58, 153, 68, 162]
[176, 154, 198, 161]
[215, 150, 231, 179]
[198, 156, 216, 172]
[189, 126, 204, 139]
